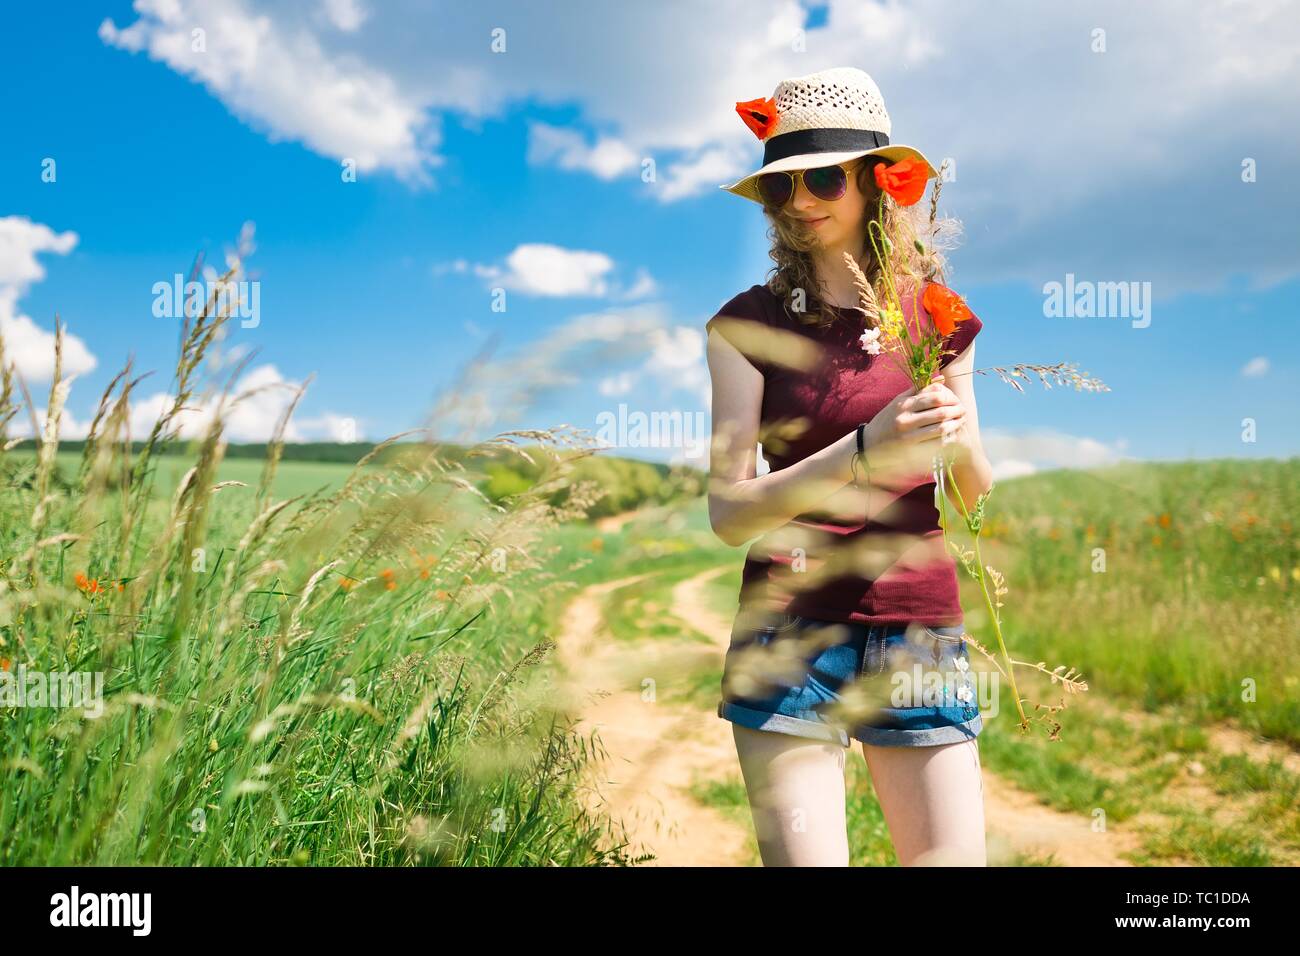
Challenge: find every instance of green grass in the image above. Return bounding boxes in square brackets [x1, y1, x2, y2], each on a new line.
[19, 450, 357, 501]
[1137, 817, 1274, 867]
[150, 454, 355, 500]
[0, 444, 628, 865]
[964, 458, 1300, 743]
[0, 303, 651, 866]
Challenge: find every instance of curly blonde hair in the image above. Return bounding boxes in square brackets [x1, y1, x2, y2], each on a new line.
[764, 157, 962, 328]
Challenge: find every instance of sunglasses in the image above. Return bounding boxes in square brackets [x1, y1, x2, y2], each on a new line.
[756, 159, 863, 208]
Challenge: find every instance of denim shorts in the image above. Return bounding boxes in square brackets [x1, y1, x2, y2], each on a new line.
[717, 608, 983, 748]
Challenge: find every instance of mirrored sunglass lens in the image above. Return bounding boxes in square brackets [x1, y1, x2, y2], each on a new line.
[804, 165, 847, 200]
[757, 173, 793, 206]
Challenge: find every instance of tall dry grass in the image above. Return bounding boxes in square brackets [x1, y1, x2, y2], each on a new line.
[0, 250, 633, 865]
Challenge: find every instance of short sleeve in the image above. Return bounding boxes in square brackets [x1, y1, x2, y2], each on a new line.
[706, 286, 772, 374]
[938, 308, 982, 368]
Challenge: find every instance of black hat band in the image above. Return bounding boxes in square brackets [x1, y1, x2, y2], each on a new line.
[762, 127, 890, 167]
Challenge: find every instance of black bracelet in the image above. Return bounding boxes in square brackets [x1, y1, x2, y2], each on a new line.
[851, 424, 872, 521]
[851, 423, 869, 486]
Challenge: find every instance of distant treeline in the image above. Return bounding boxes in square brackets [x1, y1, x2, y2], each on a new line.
[479, 450, 706, 518]
[8, 439, 706, 518]
[9, 439, 397, 464]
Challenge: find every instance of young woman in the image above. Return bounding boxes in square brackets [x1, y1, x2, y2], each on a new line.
[706, 67, 995, 866]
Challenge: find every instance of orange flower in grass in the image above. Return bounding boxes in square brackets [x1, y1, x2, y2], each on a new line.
[922, 282, 976, 337]
[74, 572, 104, 596]
[735, 97, 778, 140]
[380, 568, 397, 591]
[408, 549, 438, 580]
[873, 157, 929, 206]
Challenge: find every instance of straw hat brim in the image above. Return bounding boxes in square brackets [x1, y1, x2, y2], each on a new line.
[719, 144, 938, 204]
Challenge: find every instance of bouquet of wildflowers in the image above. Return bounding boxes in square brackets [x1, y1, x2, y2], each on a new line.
[844, 159, 1103, 738]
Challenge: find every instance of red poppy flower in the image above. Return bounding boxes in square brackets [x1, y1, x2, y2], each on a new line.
[873, 157, 929, 206]
[735, 97, 778, 141]
[922, 282, 976, 336]
[74, 571, 104, 596]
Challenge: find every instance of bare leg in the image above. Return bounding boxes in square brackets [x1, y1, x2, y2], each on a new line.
[860, 738, 987, 866]
[731, 723, 849, 866]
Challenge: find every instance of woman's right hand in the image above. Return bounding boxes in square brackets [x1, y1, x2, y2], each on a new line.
[862, 379, 967, 480]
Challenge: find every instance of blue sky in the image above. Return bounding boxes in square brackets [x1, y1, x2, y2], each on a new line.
[2, 0, 1296, 477]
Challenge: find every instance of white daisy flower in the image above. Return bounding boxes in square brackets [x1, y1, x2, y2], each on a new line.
[859, 328, 883, 355]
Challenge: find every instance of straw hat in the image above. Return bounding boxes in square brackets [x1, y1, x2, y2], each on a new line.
[719, 66, 938, 204]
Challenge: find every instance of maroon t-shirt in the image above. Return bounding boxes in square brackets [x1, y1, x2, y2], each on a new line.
[706, 280, 982, 627]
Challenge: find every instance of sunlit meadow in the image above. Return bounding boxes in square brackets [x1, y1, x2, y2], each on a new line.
[0, 253, 698, 866]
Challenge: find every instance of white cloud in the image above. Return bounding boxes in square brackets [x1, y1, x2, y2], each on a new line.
[0, 216, 97, 383]
[1241, 356, 1269, 377]
[526, 123, 640, 179]
[616, 268, 658, 301]
[0, 217, 78, 288]
[0, 313, 98, 385]
[655, 148, 748, 204]
[101, 0, 1300, 292]
[297, 410, 363, 441]
[598, 371, 638, 396]
[8, 364, 351, 446]
[432, 258, 470, 276]
[646, 326, 703, 372]
[982, 428, 1128, 480]
[644, 325, 709, 407]
[988, 458, 1038, 482]
[435, 302, 673, 437]
[321, 0, 367, 33]
[19, 406, 93, 442]
[461, 243, 656, 300]
[10, 370, 357, 445]
[475, 243, 614, 297]
[100, 0, 434, 180]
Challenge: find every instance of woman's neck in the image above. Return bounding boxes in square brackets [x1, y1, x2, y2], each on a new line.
[812, 235, 869, 309]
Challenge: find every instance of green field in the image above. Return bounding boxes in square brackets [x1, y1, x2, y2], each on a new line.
[23, 451, 370, 501]
[2, 412, 1296, 865]
[0, 431, 640, 865]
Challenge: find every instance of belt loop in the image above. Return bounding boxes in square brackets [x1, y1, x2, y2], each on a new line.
[868, 624, 886, 675]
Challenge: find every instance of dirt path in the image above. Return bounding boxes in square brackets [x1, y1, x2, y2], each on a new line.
[594, 505, 667, 534]
[557, 566, 1141, 866]
[555, 570, 753, 866]
[1064, 697, 1300, 865]
[594, 512, 639, 534]
[979, 770, 1140, 866]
